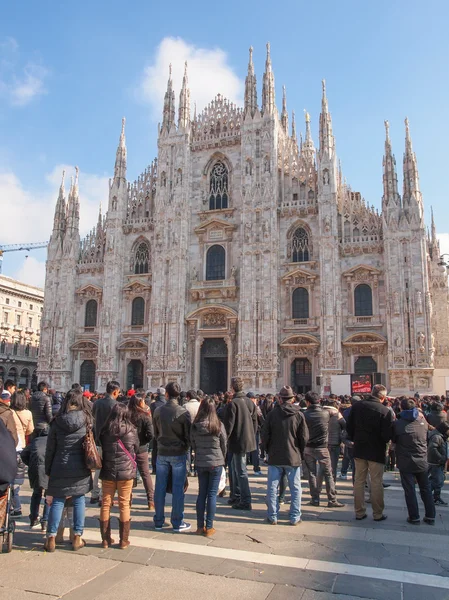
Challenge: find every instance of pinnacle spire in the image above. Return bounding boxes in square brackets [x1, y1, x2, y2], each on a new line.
[52, 169, 67, 235]
[178, 61, 191, 129]
[431, 206, 437, 243]
[162, 64, 176, 133]
[244, 46, 258, 118]
[402, 117, 423, 223]
[319, 79, 334, 157]
[281, 85, 288, 133]
[66, 167, 80, 234]
[382, 119, 401, 220]
[291, 110, 297, 142]
[262, 42, 275, 116]
[114, 117, 127, 181]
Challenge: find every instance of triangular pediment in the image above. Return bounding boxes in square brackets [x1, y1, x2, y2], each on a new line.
[122, 279, 151, 294]
[75, 284, 102, 297]
[280, 334, 319, 346]
[282, 267, 317, 282]
[194, 219, 236, 234]
[341, 264, 382, 278]
[117, 338, 148, 350]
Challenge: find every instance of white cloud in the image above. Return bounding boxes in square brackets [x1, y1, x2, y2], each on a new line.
[0, 37, 48, 107]
[139, 37, 244, 120]
[0, 165, 109, 287]
[437, 233, 449, 259]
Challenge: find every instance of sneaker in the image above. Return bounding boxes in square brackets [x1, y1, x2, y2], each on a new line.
[307, 500, 320, 507]
[232, 503, 252, 511]
[374, 515, 388, 522]
[423, 517, 435, 525]
[227, 498, 239, 505]
[290, 520, 302, 526]
[40, 521, 47, 532]
[154, 524, 164, 531]
[253, 471, 263, 476]
[339, 473, 348, 480]
[279, 498, 286, 505]
[434, 498, 448, 506]
[328, 501, 345, 508]
[266, 518, 277, 525]
[30, 519, 40, 530]
[407, 517, 420, 524]
[11, 509, 22, 517]
[173, 522, 191, 533]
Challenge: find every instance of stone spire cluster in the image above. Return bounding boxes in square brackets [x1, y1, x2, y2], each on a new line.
[178, 62, 191, 130]
[261, 43, 275, 116]
[244, 47, 257, 118]
[319, 80, 334, 158]
[114, 117, 127, 181]
[161, 64, 176, 133]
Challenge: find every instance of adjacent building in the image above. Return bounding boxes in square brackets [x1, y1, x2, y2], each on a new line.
[0, 275, 44, 388]
[38, 45, 449, 395]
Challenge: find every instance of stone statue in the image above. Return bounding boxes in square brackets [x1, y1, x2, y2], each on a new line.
[244, 222, 252, 242]
[417, 331, 425, 353]
[415, 291, 423, 314]
[170, 340, 176, 354]
[191, 266, 198, 281]
[262, 220, 269, 237]
[393, 291, 400, 314]
[394, 334, 402, 348]
[244, 339, 250, 355]
[323, 169, 329, 185]
[230, 265, 237, 279]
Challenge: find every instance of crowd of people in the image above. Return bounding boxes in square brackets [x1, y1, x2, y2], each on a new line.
[0, 376, 448, 551]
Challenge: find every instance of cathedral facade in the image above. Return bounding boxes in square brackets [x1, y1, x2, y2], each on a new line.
[38, 45, 449, 395]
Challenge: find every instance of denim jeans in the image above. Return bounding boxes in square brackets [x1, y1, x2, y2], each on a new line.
[400, 471, 436, 520]
[154, 454, 187, 529]
[196, 466, 223, 529]
[30, 487, 50, 523]
[428, 465, 445, 498]
[231, 452, 251, 505]
[47, 495, 86, 537]
[267, 465, 302, 524]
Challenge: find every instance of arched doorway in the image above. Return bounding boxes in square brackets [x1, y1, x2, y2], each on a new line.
[20, 368, 30, 388]
[291, 358, 312, 394]
[80, 360, 96, 391]
[127, 359, 143, 390]
[354, 356, 377, 375]
[200, 338, 228, 394]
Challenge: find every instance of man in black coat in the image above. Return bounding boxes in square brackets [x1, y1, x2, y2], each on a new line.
[393, 398, 435, 524]
[261, 385, 309, 525]
[30, 381, 52, 436]
[223, 377, 257, 510]
[150, 387, 166, 474]
[91, 380, 120, 503]
[346, 384, 393, 521]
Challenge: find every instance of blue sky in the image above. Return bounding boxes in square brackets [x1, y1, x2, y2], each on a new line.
[1, 0, 448, 286]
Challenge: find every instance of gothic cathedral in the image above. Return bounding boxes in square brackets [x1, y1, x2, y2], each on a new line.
[38, 45, 449, 395]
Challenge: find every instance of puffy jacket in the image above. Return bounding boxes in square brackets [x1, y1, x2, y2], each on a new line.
[304, 405, 330, 448]
[346, 396, 393, 464]
[92, 395, 117, 444]
[190, 421, 227, 468]
[223, 391, 257, 454]
[261, 402, 309, 467]
[0, 402, 18, 446]
[21, 430, 49, 490]
[393, 408, 429, 472]
[100, 424, 139, 481]
[130, 406, 154, 453]
[153, 398, 191, 456]
[0, 418, 17, 494]
[428, 429, 448, 466]
[52, 393, 64, 416]
[427, 407, 448, 428]
[30, 391, 52, 432]
[45, 409, 93, 497]
[324, 406, 346, 446]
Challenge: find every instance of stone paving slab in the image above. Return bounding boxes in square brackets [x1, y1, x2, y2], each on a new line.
[403, 583, 449, 600]
[332, 576, 402, 600]
[0, 591, 57, 600]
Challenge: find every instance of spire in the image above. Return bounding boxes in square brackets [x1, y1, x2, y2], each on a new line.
[382, 119, 401, 220]
[244, 46, 258, 118]
[402, 117, 423, 223]
[114, 117, 127, 181]
[291, 110, 297, 143]
[66, 167, 80, 233]
[431, 206, 437, 243]
[52, 169, 67, 235]
[304, 110, 312, 142]
[319, 79, 334, 157]
[300, 110, 315, 169]
[162, 64, 176, 133]
[281, 85, 288, 133]
[262, 42, 275, 116]
[178, 61, 191, 130]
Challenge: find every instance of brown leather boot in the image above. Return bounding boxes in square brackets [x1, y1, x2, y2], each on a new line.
[99, 520, 115, 548]
[119, 521, 131, 549]
[44, 536, 56, 552]
[72, 534, 86, 551]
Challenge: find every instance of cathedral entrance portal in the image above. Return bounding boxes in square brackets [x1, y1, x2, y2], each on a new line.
[127, 359, 144, 390]
[200, 338, 228, 394]
[80, 360, 96, 391]
[291, 358, 312, 394]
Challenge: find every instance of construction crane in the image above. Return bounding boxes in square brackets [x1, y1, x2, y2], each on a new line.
[0, 242, 48, 274]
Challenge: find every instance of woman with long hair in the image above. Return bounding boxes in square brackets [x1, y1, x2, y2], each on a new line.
[128, 392, 154, 509]
[10, 390, 34, 516]
[44, 389, 93, 552]
[99, 403, 139, 549]
[191, 397, 227, 536]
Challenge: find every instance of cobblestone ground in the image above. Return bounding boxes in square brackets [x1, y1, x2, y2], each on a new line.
[2, 468, 449, 600]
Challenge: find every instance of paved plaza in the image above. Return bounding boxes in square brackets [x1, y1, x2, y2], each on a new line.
[3, 469, 449, 600]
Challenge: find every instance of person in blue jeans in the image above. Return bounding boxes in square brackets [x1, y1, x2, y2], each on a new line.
[261, 385, 309, 525]
[153, 382, 192, 532]
[191, 397, 227, 536]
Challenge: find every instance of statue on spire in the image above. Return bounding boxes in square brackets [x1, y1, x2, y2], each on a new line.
[244, 45, 257, 118]
[178, 61, 191, 130]
[262, 42, 275, 116]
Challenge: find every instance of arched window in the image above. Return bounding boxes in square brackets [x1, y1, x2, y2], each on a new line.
[206, 245, 225, 281]
[292, 288, 309, 319]
[134, 242, 150, 274]
[209, 161, 229, 210]
[131, 297, 145, 326]
[85, 299, 98, 327]
[292, 227, 310, 262]
[25, 344, 30, 357]
[8, 366, 17, 384]
[0, 340, 5, 354]
[354, 284, 373, 316]
[354, 356, 377, 375]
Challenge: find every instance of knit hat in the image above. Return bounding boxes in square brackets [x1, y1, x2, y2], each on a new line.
[279, 385, 294, 400]
[246, 391, 256, 399]
[157, 387, 166, 395]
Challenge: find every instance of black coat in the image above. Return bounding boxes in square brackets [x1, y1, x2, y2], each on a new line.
[261, 403, 309, 467]
[100, 424, 139, 481]
[392, 409, 428, 473]
[346, 396, 393, 464]
[190, 421, 227, 468]
[428, 429, 448, 466]
[92, 395, 116, 444]
[30, 391, 52, 432]
[21, 431, 49, 490]
[153, 398, 191, 456]
[131, 406, 154, 454]
[303, 405, 330, 448]
[223, 391, 257, 454]
[427, 410, 448, 428]
[0, 418, 17, 494]
[45, 410, 93, 497]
